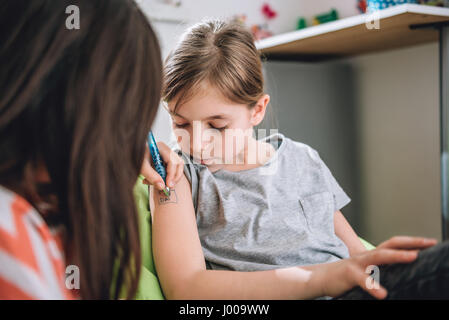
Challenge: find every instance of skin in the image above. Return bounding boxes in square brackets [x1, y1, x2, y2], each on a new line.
[142, 83, 438, 299]
[141, 140, 184, 190]
[165, 83, 271, 172]
[149, 175, 436, 299]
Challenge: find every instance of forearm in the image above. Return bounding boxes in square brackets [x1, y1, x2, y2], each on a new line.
[168, 265, 324, 300]
[334, 211, 366, 256]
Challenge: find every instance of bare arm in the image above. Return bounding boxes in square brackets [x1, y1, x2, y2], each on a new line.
[334, 210, 367, 256]
[150, 174, 325, 299]
[150, 174, 431, 300]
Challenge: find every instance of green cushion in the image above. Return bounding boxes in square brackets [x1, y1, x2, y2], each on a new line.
[133, 175, 165, 300]
[359, 237, 376, 251]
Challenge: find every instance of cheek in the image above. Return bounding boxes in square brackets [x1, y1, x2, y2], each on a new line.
[232, 114, 253, 129]
[173, 127, 192, 153]
[221, 132, 248, 158]
[178, 138, 190, 154]
[205, 134, 225, 159]
[201, 133, 228, 159]
[219, 135, 227, 158]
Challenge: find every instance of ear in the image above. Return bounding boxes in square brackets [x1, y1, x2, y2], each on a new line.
[249, 94, 270, 126]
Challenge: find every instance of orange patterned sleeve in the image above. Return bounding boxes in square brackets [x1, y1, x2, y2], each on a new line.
[0, 187, 75, 300]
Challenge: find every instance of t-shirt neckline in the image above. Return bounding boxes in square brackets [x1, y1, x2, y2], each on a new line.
[208, 132, 286, 175]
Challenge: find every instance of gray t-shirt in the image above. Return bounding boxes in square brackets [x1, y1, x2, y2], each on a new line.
[176, 132, 350, 272]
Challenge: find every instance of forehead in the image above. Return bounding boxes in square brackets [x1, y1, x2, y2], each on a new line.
[167, 83, 246, 120]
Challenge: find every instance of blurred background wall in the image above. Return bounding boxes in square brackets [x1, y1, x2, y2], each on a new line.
[348, 43, 441, 244]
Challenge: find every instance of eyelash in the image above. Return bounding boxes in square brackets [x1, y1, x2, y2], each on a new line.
[174, 123, 227, 131]
[211, 125, 227, 131]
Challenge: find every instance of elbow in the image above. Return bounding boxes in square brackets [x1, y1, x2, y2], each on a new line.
[162, 271, 205, 300]
[163, 284, 189, 300]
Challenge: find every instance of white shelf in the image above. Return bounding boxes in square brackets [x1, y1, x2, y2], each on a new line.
[256, 4, 449, 60]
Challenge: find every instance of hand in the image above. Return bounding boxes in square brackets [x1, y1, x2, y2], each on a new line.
[318, 236, 438, 299]
[376, 235, 437, 251]
[140, 141, 185, 192]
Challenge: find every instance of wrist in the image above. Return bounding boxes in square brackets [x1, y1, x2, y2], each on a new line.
[300, 265, 326, 299]
[349, 244, 369, 257]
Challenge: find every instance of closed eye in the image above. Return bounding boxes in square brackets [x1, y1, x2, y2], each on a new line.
[174, 122, 227, 131]
[209, 124, 227, 131]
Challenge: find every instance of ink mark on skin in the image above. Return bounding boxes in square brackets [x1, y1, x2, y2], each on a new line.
[158, 189, 178, 204]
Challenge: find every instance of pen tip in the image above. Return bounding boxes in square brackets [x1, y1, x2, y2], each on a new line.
[163, 188, 170, 197]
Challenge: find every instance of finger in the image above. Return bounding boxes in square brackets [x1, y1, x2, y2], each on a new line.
[378, 236, 434, 250]
[353, 268, 388, 300]
[363, 248, 418, 267]
[174, 162, 185, 184]
[156, 142, 175, 187]
[378, 236, 437, 250]
[158, 142, 185, 188]
[141, 160, 166, 191]
[165, 158, 176, 188]
[157, 141, 177, 164]
[341, 263, 387, 300]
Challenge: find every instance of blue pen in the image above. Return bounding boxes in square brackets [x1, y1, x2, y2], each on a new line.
[148, 131, 170, 197]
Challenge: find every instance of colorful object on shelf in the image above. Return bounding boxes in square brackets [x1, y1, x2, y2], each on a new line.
[297, 17, 307, 30]
[367, 0, 418, 13]
[357, 0, 368, 13]
[262, 3, 277, 20]
[251, 25, 273, 40]
[312, 8, 339, 26]
[251, 3, 278, 40]
[296, 8, 339, 31]
[231, 14, 247, 27]
[419, 0, 449, 6]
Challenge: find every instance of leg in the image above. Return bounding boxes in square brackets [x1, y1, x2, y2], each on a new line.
[336, 240, 449, 299]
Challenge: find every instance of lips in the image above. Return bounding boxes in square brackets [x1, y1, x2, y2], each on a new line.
[193, 157, 213, 165]
[200, 159, 213, 165]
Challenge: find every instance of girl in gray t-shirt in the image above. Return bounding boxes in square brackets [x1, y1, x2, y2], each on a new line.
[151, 19, 449, 300]
[176, 132, 352, 271]
[161, 19, 368, 275]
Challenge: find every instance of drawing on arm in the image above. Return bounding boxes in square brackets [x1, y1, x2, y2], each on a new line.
[158, 188, 178, 205]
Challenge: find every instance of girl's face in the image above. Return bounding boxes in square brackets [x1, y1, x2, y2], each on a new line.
[167, 82, 269, 169]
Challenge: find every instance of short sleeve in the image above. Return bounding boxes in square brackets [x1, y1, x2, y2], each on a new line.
[0, 190, 75, 299]
[312, 150, 351, 212]
[174, 150, 199, 212]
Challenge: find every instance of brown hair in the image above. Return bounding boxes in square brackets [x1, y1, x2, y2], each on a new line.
[163, 19, 264, 112]
[0, 0, 162, 299]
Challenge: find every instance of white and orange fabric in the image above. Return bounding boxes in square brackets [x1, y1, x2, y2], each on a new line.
[0, 186, 74, 299]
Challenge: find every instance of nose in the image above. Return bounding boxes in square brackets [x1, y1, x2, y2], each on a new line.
[191, 125, 212, 158]
[191, 136, 212, 157]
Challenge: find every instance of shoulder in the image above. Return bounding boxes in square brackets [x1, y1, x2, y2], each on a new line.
[0, 187, 73, 299]
[172, 149, 201, 183]
[282, 135, 322, 166]
[173, 149, 196, 168]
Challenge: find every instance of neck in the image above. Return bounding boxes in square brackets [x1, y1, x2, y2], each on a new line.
[207, 136, 276, 173]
